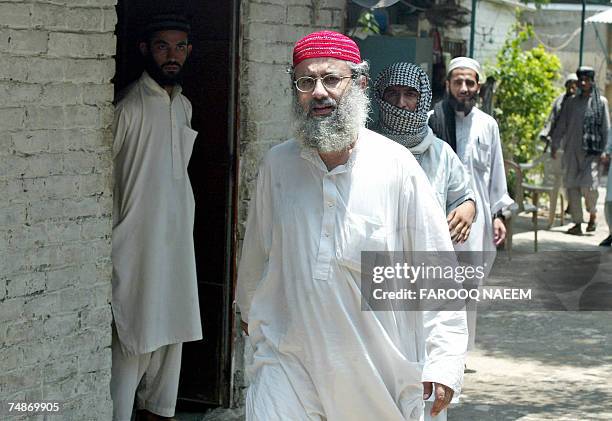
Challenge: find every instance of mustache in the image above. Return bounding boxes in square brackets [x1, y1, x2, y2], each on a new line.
[308, 98, 337, 114]
[162, 61, 181, 69]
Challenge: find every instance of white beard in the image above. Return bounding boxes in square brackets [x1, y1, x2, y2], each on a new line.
[292, 83, 370, 153]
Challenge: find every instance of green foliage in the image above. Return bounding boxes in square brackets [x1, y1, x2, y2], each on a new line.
[356, 9, 380, 35]
[490, 22, 561, 164]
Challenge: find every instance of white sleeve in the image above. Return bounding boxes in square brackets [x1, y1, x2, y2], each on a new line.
[400, 165, 468, 394]
[488, 122, 514, 215]
[235, 157, 273, 323]
[445, 145, 476, 215]
[421, 309, 468, 394]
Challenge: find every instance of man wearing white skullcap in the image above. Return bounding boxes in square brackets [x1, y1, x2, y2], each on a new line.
[429, 57, 514, 352]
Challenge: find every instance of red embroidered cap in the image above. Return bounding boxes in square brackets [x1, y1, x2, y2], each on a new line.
[293, 30, 361, 67]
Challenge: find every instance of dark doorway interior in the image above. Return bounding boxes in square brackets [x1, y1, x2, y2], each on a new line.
[114, 0, 239, 408]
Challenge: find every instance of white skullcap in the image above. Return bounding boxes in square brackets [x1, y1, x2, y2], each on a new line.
[565, 73, 578, 82]
[447, 57, 484, 82]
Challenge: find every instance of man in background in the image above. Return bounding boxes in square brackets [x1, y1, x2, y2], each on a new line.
[540, 73, 578, 152]
[429, 57, 513, 352]
[552, 66, 610, 236]
[373, 62, 476, 245]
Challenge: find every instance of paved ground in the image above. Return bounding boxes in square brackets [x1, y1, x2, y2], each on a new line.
[451, 185, 612, 420]
[178, 186, 612, 421]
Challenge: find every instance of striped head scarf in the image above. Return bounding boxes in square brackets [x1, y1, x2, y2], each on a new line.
[577, 67, 606, 154]
[374, 62, 432, 148]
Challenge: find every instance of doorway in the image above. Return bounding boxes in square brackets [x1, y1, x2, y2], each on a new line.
[113, 0, 240, 408]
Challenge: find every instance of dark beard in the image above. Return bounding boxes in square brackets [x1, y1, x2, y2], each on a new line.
[143, 54, 184, 87]
[447, 91, 477, 114]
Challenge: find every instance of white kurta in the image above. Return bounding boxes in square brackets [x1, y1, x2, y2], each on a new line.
[450, 108, 513, 264]
[237, 128, 467, 421]
[409, 128, 475, 215]
[112, 72, 202, 356]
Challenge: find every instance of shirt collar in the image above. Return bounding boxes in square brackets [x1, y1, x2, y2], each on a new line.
[140, 71, 183, 100]
[298, 129, 363, 174]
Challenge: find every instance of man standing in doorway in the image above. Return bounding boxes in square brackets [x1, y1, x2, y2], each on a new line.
[552, 66, 610, 235]
[429, 57, 513, 352]
[237, 31, 467, 421]
[111, 14, 202, 421]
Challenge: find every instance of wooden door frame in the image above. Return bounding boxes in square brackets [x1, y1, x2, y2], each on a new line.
[220, 0, 241, 407]
[113, 0, 241, 408]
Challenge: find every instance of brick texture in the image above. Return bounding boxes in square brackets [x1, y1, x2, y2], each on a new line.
[0, 1, 116, 419]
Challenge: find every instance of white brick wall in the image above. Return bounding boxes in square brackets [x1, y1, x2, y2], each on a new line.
[0, 1, 116, 419]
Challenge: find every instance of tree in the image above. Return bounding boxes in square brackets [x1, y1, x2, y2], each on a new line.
[490, 21, 562, 164]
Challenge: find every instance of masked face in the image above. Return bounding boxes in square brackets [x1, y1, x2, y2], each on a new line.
[446, 68, 479, 113]
[382, 86, 420, 111]
[140, 30, 192, 87]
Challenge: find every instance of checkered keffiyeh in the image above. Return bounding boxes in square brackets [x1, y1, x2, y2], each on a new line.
[374, 63, 432, 148]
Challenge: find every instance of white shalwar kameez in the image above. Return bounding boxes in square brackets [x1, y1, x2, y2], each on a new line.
[237, 128, 468, 421]
[112, 72, 203, 356]
[449, 108, 513, 350]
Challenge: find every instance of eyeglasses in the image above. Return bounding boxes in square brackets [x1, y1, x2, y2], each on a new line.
[294, 74, 354, 93]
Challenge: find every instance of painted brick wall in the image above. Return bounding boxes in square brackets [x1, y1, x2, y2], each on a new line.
[0, 1, 117, 419]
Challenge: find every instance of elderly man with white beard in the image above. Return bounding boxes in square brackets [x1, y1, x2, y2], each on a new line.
[236, 31, 467, 421]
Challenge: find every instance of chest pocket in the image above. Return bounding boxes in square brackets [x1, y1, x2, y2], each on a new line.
[471, 141, 490, 173]
[181, 127, 198, 166]
[336, 212, 388, 273]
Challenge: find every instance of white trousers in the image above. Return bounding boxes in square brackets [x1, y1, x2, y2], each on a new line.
[110, 329, 183, 421]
